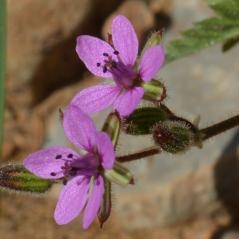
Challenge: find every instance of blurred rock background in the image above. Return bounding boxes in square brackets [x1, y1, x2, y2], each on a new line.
[1, 0, 239, 238]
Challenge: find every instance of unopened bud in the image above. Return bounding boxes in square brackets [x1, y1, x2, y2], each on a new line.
[143, 80, 167, 103]
[124, 105, 173, 135]
[152, 118, 197, 153]
[0, 164, 52, 193]
[102, 112, 121, 149]
[143, 31, 163, 51]
[104, 162, 134, 186]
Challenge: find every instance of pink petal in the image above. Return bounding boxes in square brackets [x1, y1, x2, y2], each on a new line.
[139, 45, 165, 82]
[23, 146, 79, 179]
[113, 87, 144, 117]
[76, 35, 115, 78]
[54, 176, 89, 225]
[71, 84, 121, 115]
[95, 132, 115, 170]
[63, 105, 97, 151]
[112, 15, 138, 66]
[83, 176, 104, 229]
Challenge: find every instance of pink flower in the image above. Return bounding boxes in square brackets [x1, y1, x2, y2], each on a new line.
[72, 15, 165, 117]
[23, 105, 115, 229]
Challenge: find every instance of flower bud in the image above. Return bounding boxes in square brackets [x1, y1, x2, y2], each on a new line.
[152, 118, 198, 153]
[104, 162, 134, 186]
[98, 178, 111, 228]
[143, 30, 163, 51]
[0, 164, 52, 193]
[124, 105, 173, 135]
[102, 112, 121, 148]
[142, 79, 167, 103]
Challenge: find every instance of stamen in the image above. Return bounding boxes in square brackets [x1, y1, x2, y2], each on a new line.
[67, 153, 73, 158]
[103, 66, 107, 73]
[55, 154, 62, 159]
[113, 50, 119, 55]
[96, 62, 101, 67]
[103, 52, 109, 57]
[63, 179, 68, 185]
[50, 172, 57, 176]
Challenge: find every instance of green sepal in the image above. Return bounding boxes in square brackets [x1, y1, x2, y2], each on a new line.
[104, 162, 134, 186]
[102, 112, 121, 149]
[142, 80, 166, 103]
[142, 31, 163, 53]
[98, 177, 112, 228]
[124, 105, 173, 135]
[0, 164, 52, 193]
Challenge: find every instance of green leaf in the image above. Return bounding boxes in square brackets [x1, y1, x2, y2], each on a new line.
[166, 17, 239, 63]
[0, 164, 53, 193]
[208, 0, 239, 19]
[0, 0, 6, 158]
[165, 0, 239, 63]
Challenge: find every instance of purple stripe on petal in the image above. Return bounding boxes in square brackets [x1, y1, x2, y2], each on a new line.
[23, 146, 79, 179]
[112, 15, 138, 66]
[63, 105, 97, 152]
[54, 176, 89, 225]
[139, 45, 165, 82]
[71, 84, 121, 115]
[95, 132, 115, 170]
[83, 176, 104, 229]
[113, 87, 144, 117]
[76, 35, 115, 78]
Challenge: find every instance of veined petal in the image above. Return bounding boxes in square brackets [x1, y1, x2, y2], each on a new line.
[54, 176, 89, 225]
[139, 45, 165, 82]
[113, 87, 144, 117]
[23, 146, 79, 179]
[96, 132, 115, 170]
[63, 105, 97, 151]
[76, 35, 115, 78]
[112, 15, 138, 66]
[71, 84, 121, 115]
[83, 176, 104, 229]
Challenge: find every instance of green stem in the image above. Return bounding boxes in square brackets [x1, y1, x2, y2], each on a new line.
[0, 0, 6, 158]
[200, 114, 239, 141]
[116, 146, 161, 163]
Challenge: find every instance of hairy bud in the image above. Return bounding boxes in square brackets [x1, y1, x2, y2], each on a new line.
[124, 105, 173, 135]
[152, 118, 198, 153]
[0, 164, 52, 193]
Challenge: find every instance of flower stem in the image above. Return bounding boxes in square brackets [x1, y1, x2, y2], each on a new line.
[116, 146, 161, 163]
[200, 114, 239, 141]
[0, 0, 6, 159]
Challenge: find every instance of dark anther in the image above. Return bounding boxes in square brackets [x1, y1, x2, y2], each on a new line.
[50, 172, 57, 176]
[67, 153, 73, 158]
[103, 66, 107, 73]
[63, 179, 68, 185]
[113, 50, 119, 55]
[55, 154, 62, 159]
[96, 62, 101, 67]
[103, 52, 109, 57]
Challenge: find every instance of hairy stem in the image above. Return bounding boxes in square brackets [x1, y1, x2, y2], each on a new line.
[117, 146, 161, 163]
[200, 114, 239, 141]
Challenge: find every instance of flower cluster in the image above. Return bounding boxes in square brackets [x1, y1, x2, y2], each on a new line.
[23, 15, 165, 229]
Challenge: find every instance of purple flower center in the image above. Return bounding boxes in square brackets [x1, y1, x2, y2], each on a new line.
[96, 51, 137, 88]
[50, 153, 100, 181]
